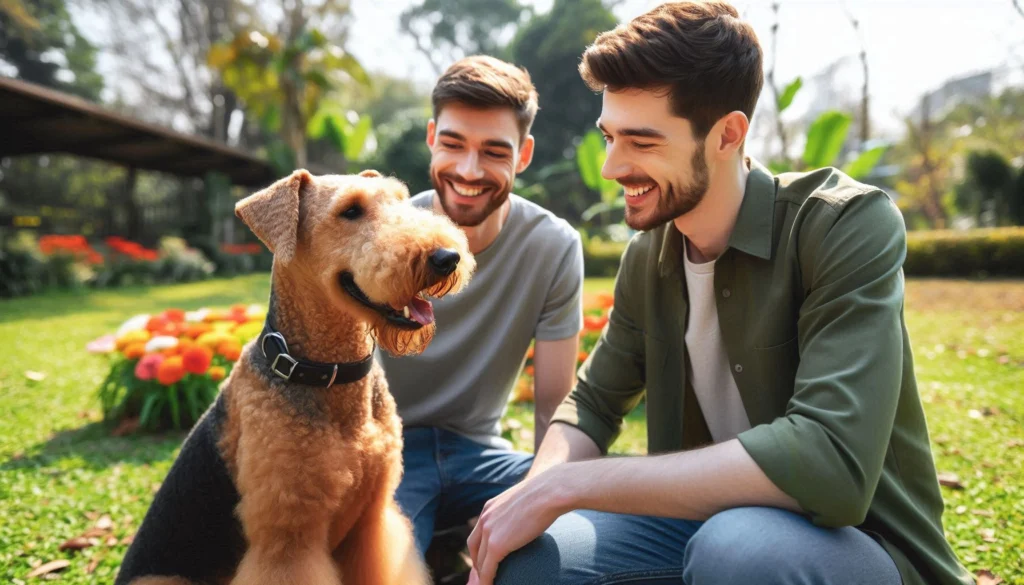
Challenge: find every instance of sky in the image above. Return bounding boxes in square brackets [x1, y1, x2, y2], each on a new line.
[344, 0, 1024, 139]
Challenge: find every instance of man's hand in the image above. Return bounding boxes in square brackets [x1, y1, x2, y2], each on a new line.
[466, 466, 575, 585]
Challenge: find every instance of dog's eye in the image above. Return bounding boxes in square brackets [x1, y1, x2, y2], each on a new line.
[340, 204, 363, 220]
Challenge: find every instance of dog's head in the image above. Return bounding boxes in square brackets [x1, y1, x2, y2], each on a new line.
[235, 168, 475, 356]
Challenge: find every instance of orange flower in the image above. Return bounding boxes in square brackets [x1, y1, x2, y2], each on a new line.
[163, 308, 186, 323]
[217, 340, 242, 361]
[185, 323, 213, 339]
[524, 365, 535, 376]
[123, 342, 147, 360]
[156, 356, 186, 385]
[583, 314, 608, 331]
[182, 345, 213, 375]
[145, 315, 169, 333]
[526, 346, 534, 360]
[577, 351, 589, 363]
[597, 292, 614, 309]
[209, 366, 227, 382]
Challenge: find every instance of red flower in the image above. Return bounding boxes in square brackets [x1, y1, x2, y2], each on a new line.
[157, 356, 186, 385]
[181, 345, 213, 375]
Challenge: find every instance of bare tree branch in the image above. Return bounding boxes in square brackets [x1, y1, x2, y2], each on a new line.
[839, 0, 870, 144]
[766, 2, 789, 165]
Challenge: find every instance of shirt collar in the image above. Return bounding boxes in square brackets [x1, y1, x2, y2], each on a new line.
[657, 157, 777, 277]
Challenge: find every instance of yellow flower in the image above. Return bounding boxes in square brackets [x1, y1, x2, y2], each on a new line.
[116, 330, 151, 350]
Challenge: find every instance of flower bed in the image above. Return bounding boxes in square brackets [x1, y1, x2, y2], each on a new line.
[88, 304, 266, 432]
[514, 291, 614, 403]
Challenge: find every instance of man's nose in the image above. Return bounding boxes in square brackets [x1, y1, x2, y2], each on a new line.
[455, 152, 485, 182]
[601, 143, 630, 181]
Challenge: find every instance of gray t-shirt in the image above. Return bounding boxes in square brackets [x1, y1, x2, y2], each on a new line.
[377, 190, 584, 449]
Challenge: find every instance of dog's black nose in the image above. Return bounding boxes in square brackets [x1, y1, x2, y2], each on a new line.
[428, 248, 460, 276]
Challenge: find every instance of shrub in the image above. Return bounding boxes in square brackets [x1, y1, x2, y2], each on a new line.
[580, 227, 1024, 279]
[89, 304, 265, 432]
[904, 227, 1024, 277]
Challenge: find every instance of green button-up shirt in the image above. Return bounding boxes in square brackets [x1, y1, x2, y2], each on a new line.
[552, 158, 972, 585]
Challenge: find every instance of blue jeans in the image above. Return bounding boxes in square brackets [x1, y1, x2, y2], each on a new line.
[494, 507, 903, 585]
[395, 427, 534, 555]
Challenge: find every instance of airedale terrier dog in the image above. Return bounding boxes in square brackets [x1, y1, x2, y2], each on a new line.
[114, 168, 475, 585]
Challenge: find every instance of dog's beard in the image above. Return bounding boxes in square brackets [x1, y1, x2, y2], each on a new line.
[372, 321, 436, 356]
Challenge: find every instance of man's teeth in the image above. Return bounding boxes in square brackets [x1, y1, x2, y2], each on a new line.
[624, 185, 655, 197]
[452, 183, 485, 197]
[403, 306, 411, 319]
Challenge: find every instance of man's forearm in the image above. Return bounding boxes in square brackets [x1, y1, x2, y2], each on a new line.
[526, 421, 601, 480]
[546, 438, 802, 520]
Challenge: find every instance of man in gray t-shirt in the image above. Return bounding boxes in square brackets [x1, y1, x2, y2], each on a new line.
[377, 55, 584, 559]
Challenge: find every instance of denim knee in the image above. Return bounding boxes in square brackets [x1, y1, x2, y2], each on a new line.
[682, 507, 793, 585]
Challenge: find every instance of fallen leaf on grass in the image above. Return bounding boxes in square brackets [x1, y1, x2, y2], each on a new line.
[26, 560, 70, 578]
[86, 556, 102, 574]
[120, 533, 135, 546]
[956, 505, 968, 514]
[95, 515, 113, 530]
[24, 370, 46, 382]
[59, 537, 92, 551]
[1006, 439, 1023, 448]
[972, 509, 995, 517]
[938, 472, 964, 489]
[968, 409, 983, 419]
[979, 528, 997, 543]
[110, 418, 140, 437]
[975, 569, 1003, 585]
[105, 536, 118, 547]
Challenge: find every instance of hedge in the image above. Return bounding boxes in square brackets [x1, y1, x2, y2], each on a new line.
[583, 227, 1024, 279]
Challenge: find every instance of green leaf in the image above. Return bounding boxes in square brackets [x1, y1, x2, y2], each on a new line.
[344, 114, 373, 160]
[139, 392, 161, 429]
[802, 111, 852, 169]
[304, 70, 333, 91]
[582, 198, 625, 222]
[777, 77, 802, 113]
[843, 145, 888, 180]
[167, 386, 181, 429]
[323, 114, 347, 154]
[576, 129, 605, 190]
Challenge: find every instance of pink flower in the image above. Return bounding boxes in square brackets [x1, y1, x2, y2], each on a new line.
[135, 353, 166, 381]
[86, 334, 117, 354]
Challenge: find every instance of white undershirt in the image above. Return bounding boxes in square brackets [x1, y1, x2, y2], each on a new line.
[682, 238, 752, 443]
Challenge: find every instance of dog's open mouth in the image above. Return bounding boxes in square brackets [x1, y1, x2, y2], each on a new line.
[338, 272, 435, 330]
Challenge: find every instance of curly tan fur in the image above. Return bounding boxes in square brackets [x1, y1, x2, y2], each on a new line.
[122, 169, 474, 585]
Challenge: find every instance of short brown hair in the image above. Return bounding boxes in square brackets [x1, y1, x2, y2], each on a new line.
[579, 1, 763, 139]
[431, 55, 540, 142]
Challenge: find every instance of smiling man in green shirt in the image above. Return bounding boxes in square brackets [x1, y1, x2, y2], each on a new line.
[465, 2, 973, 585]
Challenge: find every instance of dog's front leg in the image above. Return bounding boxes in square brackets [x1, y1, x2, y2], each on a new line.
[229, 411, 353, 585]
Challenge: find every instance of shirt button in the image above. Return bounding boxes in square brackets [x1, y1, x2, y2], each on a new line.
[722, 288, 731, 298]
[734, 364, 743, 373]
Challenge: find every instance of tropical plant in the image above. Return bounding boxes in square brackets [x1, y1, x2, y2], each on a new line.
[208, 27, 372, 171]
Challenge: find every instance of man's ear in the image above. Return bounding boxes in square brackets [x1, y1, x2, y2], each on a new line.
[516, 134, 535, 174]
[359, 169, 381, 178]
[426, 119, 436, 148]
[235, 169, 312, 264]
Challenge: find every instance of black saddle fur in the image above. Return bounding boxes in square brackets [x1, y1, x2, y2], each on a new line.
[114, 393, 245, 585]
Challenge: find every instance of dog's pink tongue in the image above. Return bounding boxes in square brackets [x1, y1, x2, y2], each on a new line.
[409, 297, 434, 325]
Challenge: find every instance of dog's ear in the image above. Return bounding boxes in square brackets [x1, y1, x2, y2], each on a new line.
[359, 169, 381, 178]
[235, 169, 312, 264]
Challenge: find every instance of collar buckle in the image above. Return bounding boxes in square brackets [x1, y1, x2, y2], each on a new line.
[270, 352, 299, 380]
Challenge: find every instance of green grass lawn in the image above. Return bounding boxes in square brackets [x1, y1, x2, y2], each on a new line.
[1, 276, 1022, 583]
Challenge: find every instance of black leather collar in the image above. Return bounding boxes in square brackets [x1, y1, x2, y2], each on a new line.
[258, 322, 374, 387]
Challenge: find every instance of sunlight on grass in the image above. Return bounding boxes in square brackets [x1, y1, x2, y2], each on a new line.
[0, 276, 1021, 583]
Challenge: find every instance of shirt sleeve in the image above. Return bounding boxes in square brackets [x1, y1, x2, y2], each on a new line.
[550, 235, 648, 453]
[737, 191, 908, 528]
[535, 231, 585, 341]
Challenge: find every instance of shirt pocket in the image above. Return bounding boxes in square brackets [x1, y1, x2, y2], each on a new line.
[751, 336, 800, 416]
